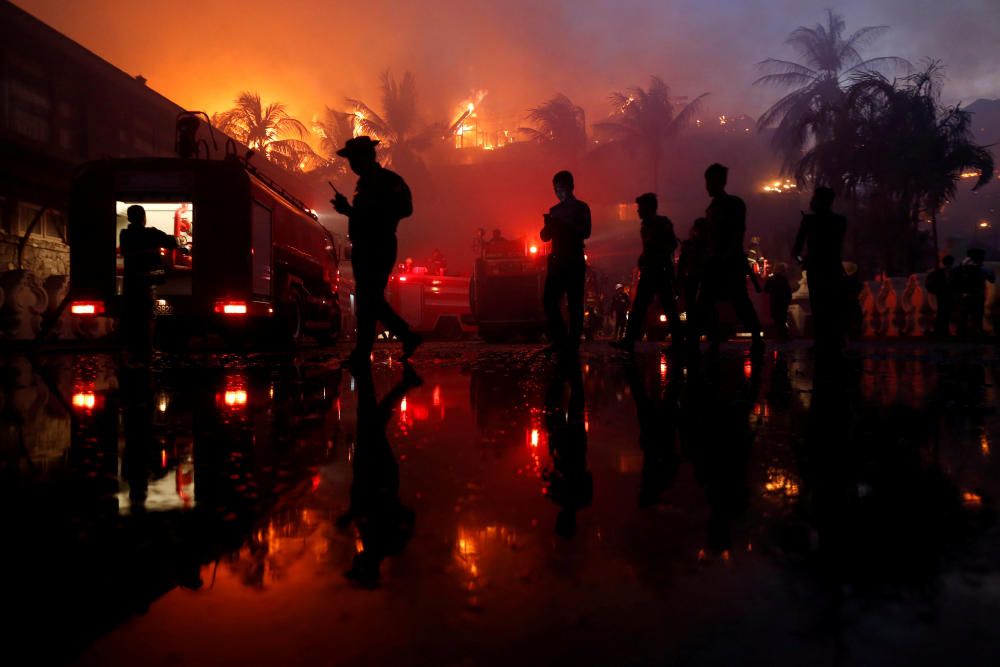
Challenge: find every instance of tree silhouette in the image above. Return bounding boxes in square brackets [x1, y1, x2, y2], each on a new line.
[593, 76, 707, 193]
[345, 70, 433, 173]
[755, 10, 909, 170]
[213, 91, 317, 171]
[519, 94, 588, 158]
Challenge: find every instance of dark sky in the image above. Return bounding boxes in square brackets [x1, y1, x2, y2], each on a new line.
[16, 0, 1000, 131]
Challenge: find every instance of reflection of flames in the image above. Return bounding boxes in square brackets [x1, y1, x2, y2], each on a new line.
[764, 467, 799, 498]
[963, 491, 983, 507]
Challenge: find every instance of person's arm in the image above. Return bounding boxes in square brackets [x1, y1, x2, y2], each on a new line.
[540, 211, 553, 242]
[793, 215, 807, 263]
[392, 176, 413, 220]
[579, 203, 592, 240]
[154, 228, 178, 250]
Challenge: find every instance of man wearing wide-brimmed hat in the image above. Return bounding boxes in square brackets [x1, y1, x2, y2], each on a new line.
[332, 136, 422, 366]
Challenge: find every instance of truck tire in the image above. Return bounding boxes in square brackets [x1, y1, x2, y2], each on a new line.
[314, 308, 342, 346]
[275, 289, 304, 347]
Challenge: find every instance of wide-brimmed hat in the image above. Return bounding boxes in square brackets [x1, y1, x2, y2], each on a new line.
[336, 136, 380, 158]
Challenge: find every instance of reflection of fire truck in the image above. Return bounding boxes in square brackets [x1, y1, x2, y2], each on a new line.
[470, 234, 547, 341]
[386, 267, 474, 339]
[68, 119, 341, 346]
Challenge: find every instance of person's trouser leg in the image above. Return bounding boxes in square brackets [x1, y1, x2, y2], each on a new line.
[657, 273, 680, 343]
[544, 265, 568, 345]
[566, 261, 585, 347]
[731, 282, 762, 341]
[624, 274, 654, 343]
[354, 276, 379, 356]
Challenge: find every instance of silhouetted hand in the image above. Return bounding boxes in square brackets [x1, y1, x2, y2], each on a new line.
[332, 192, 351, 215]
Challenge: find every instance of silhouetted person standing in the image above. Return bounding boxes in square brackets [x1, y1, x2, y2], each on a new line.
[793, 187, 846, 356]
[955, 248, 996, 338]
[696, 164, 763, 355]
[612, 193, 679, 352]
[611, 284, 630, 340]
[332, 136, 422, 366]
[541, 170, 591, 353]
[119, 205, 177, 364]
[925, 255, 957, 338]
[764, 262, 793, 340]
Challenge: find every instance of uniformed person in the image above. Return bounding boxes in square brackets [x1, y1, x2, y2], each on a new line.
[793, 186, 847, 356]
[540, 170, 591, 354]
[119, 205, 177, 364]
[332, 136, 422, 366]
[612, 192, 679, 352]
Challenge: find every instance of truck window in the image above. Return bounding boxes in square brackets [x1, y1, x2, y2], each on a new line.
[115, 200, 192, 296]
[251, 202, 272, 297]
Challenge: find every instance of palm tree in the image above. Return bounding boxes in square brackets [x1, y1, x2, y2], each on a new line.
[518, 94, 588, 157]
[344, 70, 433, 173]
[755, 10, 908, 170]
[593, 76, 707, 193]
[213, 91, 317, 170]
[311, 106, 357, 179]
[796, 64, 994, 269]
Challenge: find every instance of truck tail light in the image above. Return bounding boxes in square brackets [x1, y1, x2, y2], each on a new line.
[214, 300, 247, 315]
[70, 300, 105, 316]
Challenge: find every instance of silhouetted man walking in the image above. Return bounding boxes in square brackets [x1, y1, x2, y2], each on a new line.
[611, 284, 630, 340]
[541, 170, 591, 353]
[332, 136, 422, 366]
[613, 193, 679, 352]
[794, 186, 847, 356]
[695, 163, 763, 355]
[119, 205, 176, 364]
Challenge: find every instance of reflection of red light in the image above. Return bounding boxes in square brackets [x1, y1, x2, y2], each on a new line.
[529, 246, 538, 255]
[224, 390, 248, 406]
[72, 392, 97, 411]
[744, 359, 753, 379]
[312, 474, 321, 491]
[530, 429, 539, 448]
[161, 449, 168, 468]
[432, 386, 441, 407]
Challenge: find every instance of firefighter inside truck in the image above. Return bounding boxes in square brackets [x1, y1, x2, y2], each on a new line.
[115, 201, 192, 300]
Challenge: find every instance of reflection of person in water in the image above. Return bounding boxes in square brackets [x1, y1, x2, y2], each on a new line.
[679, 357, 760, 555]
[120, 366, 155, 512]
[338, 364, 422, 587]
[542, 356, 592, 538]
[625, 360, 681, 507]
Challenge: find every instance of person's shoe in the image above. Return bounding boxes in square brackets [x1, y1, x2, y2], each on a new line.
[610, 339, 634, 353]
[400, 332, 423, 362]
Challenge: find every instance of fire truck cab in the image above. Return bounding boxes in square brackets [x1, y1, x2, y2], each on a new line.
[470, 234, 546, 341]
[68, 156, 341, 346]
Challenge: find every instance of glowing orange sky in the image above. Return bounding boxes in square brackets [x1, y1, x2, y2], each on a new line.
[15, 0, 1000, 140]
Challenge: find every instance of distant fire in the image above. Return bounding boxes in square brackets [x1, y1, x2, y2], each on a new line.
[762, 178, 797, 194]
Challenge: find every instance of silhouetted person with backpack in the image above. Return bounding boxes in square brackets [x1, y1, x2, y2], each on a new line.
[541, 170, 591, 354]
[332, 136, 422, 367]
[612, 193, 679, 353]
[694, 164, 763, 356]
[119, 205, 177, 365]
[793, 186, 847, 357]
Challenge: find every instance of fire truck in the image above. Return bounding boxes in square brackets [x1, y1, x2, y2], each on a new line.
[470, 234, 547, 341]
[386, 266, 473, 338]
[67, 118, 341, 347]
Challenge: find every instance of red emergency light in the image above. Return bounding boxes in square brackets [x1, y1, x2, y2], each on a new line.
[214, 300, 248, 315]
[529, 245, 539, 255]
[70, 300, 105, 316]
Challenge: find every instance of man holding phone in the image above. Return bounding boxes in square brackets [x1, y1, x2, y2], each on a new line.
[540, 170, 591, 354]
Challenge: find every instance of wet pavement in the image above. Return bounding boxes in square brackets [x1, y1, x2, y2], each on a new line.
[2, 341, 1000, 666]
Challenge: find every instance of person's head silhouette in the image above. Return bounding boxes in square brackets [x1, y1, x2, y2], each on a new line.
[126, 205, 147, 227]
[704, 163, 728, 198]
[337, 136, 380, 176]
[810, 186, 836, 214]
[635, 192, 657, 221]
[553, 170, 575, 203]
